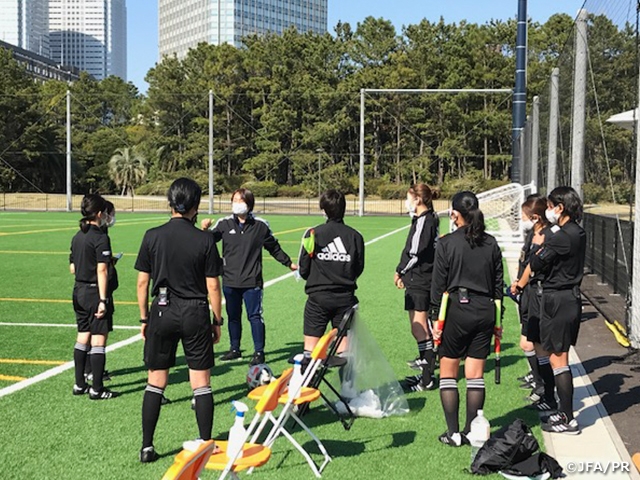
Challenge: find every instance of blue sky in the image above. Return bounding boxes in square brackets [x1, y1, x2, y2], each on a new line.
[126, 0, 586, 93]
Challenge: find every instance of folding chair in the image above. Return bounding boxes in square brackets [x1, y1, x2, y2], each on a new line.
[162, 440, 216, 480]
[205, 368, 293, 480]
[245, 329, 337, 477]
[302, 304, 358, 430]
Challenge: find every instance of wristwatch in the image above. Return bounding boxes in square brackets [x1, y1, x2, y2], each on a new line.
[99, 298, 109, 304]
[140, 318, 149, 324]
[213, 316, 224, 326]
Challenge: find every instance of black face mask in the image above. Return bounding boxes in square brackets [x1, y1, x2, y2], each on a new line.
[191, 214, 198, 226]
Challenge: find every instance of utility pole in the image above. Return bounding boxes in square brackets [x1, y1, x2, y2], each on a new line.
[208, 90, 214, 214]
[531, 96, 540, 188]
[547, 68, 560, 193]
[66, 89, 72, 212]
[571, 8, 588, 199]
[511, 0, 528, 183]
[359, 89, 365, 217]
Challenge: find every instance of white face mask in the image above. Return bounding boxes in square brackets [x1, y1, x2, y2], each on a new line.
[521, 218, 536, 232]
[405, 198, 417, 216]
[232, 202, 248, 216]
[106, 214, 116, 228]
[545, 207, 560, 225]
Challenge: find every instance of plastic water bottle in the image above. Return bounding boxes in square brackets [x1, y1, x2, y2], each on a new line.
[226, 401, 249, 460]
[288, 354, 305, 401]
[469, 409, 490, 464]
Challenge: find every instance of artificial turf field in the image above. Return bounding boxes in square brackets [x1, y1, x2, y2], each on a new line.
[0, 211, 544, 479]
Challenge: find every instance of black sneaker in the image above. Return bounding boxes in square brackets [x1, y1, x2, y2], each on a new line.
[438, 431, 464, 447]
[517, 372, 534, 383]
[73, 384, 90, 396]
[407, 356, 421, 370]
[540, 412, 564, 424]
[140, 446, 159, 463]
[220, 350, 242, 362]
[89, 387, 119, 400]
[402, 375, 436, 392]
[541, 413, 580, 435]
[250, 351, 265, 366]
[86, 370, 112, 383]
[525, 399, 557, 412]
[525, 385, 545, 403]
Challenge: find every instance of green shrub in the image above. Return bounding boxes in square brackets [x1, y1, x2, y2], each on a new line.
[378, 184, 409, 199]
[241, 180, 278, 197]
[277, 185, 307, 197]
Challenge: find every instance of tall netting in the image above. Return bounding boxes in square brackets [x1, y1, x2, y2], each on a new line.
[525, 1, 638, 348]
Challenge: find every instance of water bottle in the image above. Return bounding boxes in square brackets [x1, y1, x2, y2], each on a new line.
[226, 401, 249, 460]
[288, 354, 305, 401]
[469, 409, 490, 464]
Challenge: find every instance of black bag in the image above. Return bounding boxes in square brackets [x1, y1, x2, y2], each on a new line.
[502, 453, 564, 479]
[471, 419, 540, 475]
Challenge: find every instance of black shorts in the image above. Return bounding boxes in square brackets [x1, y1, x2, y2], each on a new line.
[73, 283, 113, 335]
[525, 287, 542, 342]
[539, 288, 581, 353]
[144, 297, 214, 371]
[404, 288, 430, 312]
[304, 292, 357, 338]
[439, 294, 495, 360]
[519, 286, 532, 336]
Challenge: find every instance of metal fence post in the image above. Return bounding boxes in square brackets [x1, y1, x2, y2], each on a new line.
[601, 219, 606, 284]
[614, 221, 619, 293]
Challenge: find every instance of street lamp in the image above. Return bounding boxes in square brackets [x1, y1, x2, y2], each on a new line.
[316, 148, 324, 197]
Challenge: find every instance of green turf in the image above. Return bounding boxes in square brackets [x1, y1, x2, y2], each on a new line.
[0, 211, 542, 479]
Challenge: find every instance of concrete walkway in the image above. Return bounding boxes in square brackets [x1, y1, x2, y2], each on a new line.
[542, 347, 640, 479]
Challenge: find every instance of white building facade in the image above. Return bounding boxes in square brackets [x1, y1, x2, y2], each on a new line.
[49, 0, 127, 80]
[0, 0, 50, 57]
[159, 0, 327, 59]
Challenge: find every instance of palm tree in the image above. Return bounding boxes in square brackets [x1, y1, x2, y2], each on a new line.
[109, 146, 147, 196]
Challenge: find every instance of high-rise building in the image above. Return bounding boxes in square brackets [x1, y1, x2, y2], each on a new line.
[49, 0, 127, 80]
[159, 0, 328, 59]
[0, 0, 50, 57]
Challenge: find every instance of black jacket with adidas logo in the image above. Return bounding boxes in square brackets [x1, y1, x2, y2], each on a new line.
[299, 219, 365, 295]
[208, 214, 292, 288]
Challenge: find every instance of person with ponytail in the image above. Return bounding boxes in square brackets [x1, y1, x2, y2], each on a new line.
[135, 177, 223, 463]
[394, 184, 439, 392]
[430, 191, 504, 447]
[69, 194, 119, 400]
[510, 195, 553, 405]
[528, 186, 586, 435]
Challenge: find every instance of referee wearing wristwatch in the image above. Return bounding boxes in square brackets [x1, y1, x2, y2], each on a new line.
[135, 178, 223, 463]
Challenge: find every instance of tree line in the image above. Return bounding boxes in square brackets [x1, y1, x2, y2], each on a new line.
[0, 14, 635, 201]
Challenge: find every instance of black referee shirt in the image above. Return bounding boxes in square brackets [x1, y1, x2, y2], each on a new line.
[135, 217, 222, 299]
[529, 221, 586, 290]
[517, 229, 534, 280]
[70, 225, 112, 284]
[430, 227, 504, 308]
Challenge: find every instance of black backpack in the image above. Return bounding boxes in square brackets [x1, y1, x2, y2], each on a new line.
[470, 419, 540, 475]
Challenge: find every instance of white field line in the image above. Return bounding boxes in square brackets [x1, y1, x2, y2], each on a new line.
[0, 223, 409, 399]
[0, 322, 140, 330]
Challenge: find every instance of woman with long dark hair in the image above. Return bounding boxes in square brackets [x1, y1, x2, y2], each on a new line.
[394, 184, 439, 391]
[69, 194, 118, 399]
[529, 186, 586, 434]
[430, 191, 504, 447]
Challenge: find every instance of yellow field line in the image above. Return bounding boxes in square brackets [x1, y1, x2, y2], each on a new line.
[0, 219, 163, 237]
[272, 226, 309, 236]
[0, 297, 138, 305]
[0, 359, 65, 366]
[0, 374, 26, 382]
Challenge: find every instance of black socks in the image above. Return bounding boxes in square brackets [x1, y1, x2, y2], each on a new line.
[73, 342, 90, 387]
[193, 386, 214, 441]
[142, 385, 165, 449]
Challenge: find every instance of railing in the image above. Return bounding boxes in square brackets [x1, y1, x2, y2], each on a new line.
[583, 213, 633, 296]
[0, 192, 450, 217]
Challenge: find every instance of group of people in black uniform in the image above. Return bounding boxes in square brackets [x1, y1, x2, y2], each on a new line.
[68, 176, 585, 462]
[394, 184, 585, 446]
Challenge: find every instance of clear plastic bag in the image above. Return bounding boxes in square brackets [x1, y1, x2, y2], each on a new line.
[336, 310, 409, 418]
